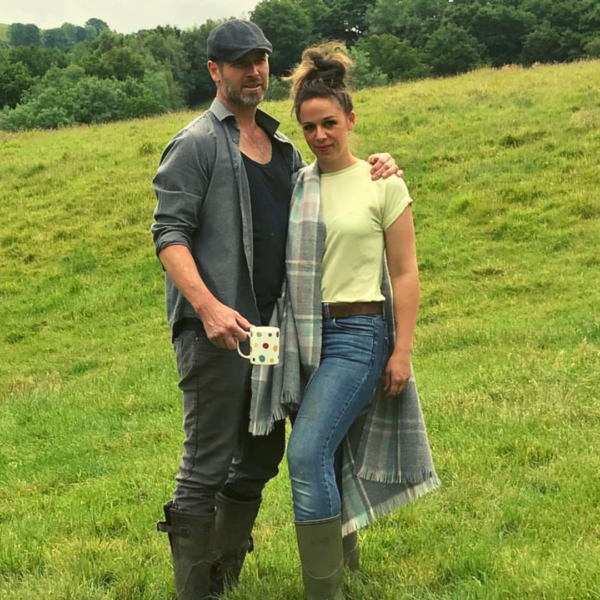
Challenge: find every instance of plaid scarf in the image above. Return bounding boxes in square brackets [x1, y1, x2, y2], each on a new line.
[250, 162, 440, 534]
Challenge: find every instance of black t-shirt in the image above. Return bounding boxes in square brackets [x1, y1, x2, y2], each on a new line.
[242, 138, 292, 325]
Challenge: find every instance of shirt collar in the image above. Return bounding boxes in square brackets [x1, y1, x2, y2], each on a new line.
[210, 97, 281, 138]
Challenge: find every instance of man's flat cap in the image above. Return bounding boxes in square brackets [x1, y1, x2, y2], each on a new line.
[207, 20, 272, 62]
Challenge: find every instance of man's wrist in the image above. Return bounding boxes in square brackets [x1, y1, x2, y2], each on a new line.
[191, 291, 218, 320]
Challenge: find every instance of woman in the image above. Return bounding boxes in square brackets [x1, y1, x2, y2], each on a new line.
[249, 43, 439, 600]
[283, 44, 439, 600]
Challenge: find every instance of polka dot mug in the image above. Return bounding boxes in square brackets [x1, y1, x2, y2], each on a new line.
[237, 326, 280, 365]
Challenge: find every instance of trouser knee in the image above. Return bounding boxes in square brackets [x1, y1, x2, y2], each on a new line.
[172, 329, 251, 513]
[287, 434, 320, 481]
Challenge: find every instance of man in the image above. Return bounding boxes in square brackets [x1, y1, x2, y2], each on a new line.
[151, 20, 400, 600]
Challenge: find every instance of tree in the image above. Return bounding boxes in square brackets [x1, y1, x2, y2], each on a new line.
[7, 23, 42, 47]
[94, 29, 121, 53]
[81, 44, 146, 81]
[443, 2, 480, 33]
[251, 1, 313, 75]
[424, 23, 484, 76]
[86, 18, 110, 36]
[8, 46, 69, 78]
[42, 28, 69, 50]
[138, 27, 191, 104]
[60, 22, 78, 46]
[521, 0, 600, 60]
[180, 21, 220, 106]
[521, 22, 566, 64]
[75, 26, 90, 44]
[142, 59, 173, 111]
[347, 46, 387, 90]
[468, 5, 535, 66]
[318, 0, 377, 45]
[584, 37, 600, 58]
[357, 34, 429, 81]
[297, 0, 329, 43]
[558, 28, 585, 61]
[85, 25, 100, 42]
[102, 46, 146, 80]
[580, 1, 600, 39]
[264, 75, 292, 100]
[0, 61, 34, 108]
[0, 64, 166, 131]
[58, 22, 90, 46]
[368, 0, 449, 48]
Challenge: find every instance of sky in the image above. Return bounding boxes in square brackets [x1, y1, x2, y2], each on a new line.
[0, 0, 261, 34]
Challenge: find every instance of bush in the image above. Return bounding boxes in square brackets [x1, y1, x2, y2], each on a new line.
[265, 76, 291, 101]
[0, 103, 75, 131]
[70, 77, 130, 124]
[0, 61, 34, 109]
[142, 67, 172, 112]
[0, 64, 167, 131]
[521, 23, 565, 65]
[356, 34, 429, 83]
[424, 23, 484, 76]
[584, 37, 600, 58]
[347, 47, 387, 90]
[122, 78, 166, 118]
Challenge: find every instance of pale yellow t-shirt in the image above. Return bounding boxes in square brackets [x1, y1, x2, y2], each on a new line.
[320, 160, 413, 303]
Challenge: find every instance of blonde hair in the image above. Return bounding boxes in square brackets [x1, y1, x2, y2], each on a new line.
[288, 42, 354, 120]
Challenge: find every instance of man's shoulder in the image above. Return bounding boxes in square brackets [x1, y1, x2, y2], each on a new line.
[273, 129, 294, 146]
[172, 109, 223, 143]
[159, 110, 225, 166]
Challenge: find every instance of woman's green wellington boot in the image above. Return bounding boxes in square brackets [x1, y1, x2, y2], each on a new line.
[295, 514, 345, 600]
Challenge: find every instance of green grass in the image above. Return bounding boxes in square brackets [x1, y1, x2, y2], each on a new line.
[1, 60, 600, 599]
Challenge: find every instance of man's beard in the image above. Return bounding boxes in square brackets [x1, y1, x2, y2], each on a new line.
[221, 77, 268, 107]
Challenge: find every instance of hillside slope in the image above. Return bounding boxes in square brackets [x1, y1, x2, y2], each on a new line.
[0, 61, 599, 599]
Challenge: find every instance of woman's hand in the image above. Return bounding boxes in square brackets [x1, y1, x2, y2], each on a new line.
[384, 350, 412, 397]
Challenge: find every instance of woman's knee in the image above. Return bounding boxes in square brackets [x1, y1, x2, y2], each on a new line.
[287, 433, 320, 479]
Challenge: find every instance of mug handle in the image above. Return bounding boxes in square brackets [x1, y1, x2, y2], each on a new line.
[237, 333, 251, 359]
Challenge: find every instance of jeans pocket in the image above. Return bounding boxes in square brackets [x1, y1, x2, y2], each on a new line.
[331, 316, 380, 335]
[174, 329, 198, 381]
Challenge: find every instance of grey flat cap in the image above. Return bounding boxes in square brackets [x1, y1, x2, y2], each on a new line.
[207, 20, 272, 62]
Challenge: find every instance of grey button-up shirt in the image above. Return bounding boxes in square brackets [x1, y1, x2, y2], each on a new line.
[151, 98, 305, 333]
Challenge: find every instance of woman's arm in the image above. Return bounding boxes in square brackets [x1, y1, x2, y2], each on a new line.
[384, 206, 420, 396]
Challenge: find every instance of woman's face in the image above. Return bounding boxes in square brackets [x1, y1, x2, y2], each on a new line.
[299, 96, 356, 173]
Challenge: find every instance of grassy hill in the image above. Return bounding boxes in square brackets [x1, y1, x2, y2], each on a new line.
[0, 23, 9, 42]
[0, 60, 599, 599]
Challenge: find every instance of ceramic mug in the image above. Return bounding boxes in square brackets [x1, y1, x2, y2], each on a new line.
[237, 326, 280, 365]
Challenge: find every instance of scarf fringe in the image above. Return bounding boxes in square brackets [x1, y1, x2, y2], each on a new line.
[282, 390, 301, 412]
[248, 390, 301, 436]
[341, 474, 442, 537]
[248, 407, 288, 437]
[356, 467, 440, 486]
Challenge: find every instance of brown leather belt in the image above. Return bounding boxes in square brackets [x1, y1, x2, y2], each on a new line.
[322, 301, 384, 319]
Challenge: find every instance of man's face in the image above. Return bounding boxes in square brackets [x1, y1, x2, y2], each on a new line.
[214, 50, 270, 107]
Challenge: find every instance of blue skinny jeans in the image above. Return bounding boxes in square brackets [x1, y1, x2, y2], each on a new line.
[287, 314, 388, 522]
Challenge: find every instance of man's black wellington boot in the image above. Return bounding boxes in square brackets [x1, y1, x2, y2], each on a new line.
[210, 493, 261, 596]
[158, 501, 215, 600]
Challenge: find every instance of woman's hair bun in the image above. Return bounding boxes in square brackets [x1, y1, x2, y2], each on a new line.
[289, 42, 352, 97]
